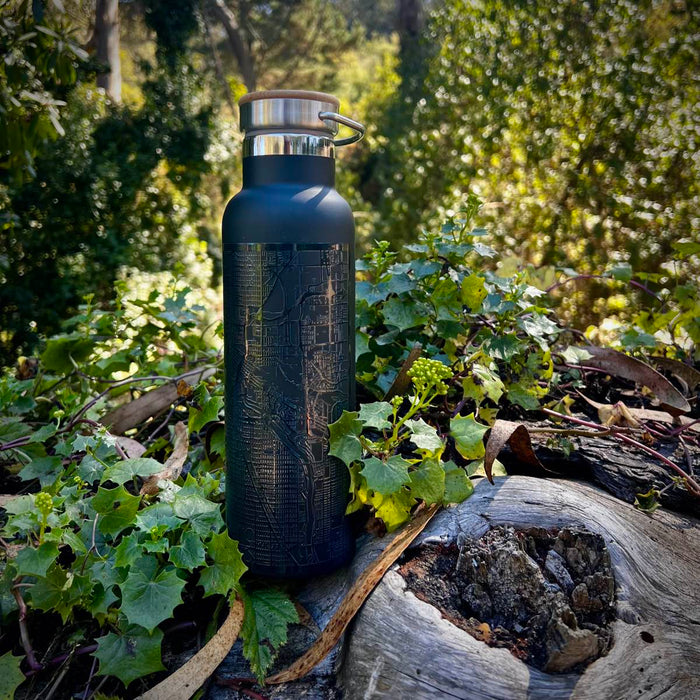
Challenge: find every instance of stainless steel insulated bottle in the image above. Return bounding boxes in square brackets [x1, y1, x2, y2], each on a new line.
[222, 91, 364, 578]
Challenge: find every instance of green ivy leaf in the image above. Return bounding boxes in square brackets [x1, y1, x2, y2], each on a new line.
[360, 455, 411, 494]
[171, 488, 222, 536]
[462, 363, 505, 405]
[40, 332, 94, 373]
[94, 626, 165, 687]
[0, 652, 26, 699]
[634, 488, 660, 513]
[468, 459, 507, 478]
[382, 296, 430, 331]
[169, 530, 206, 572]
[114, 532, 143, 568]
[102, 458, 163, 486]
[19, 456, 63, 486]
[199, 532, 247, 598]
[26, 423, 58, 444]
[358, 402, 393, 430]
[450, 414, 488, 460]
[120, 567, 185, 633]
[369, 488, 415, 531]
[241, 587, 299, 684]
[77, 454, 104, 483]
[407, 419, 444, 457]
[87, 583, 119, 618]
[189, 387, 223, 434]
[29, 565, 93, 623]
[483, 334, 520, 361]
[356, 331, 371, 360]
[208, 425, 226, 459]
[92, 485, 141, 538]
[507, 383, 541, 410]
[443, 461, 474, 503]
[135, 502, 181, 532]
[328, 411, 363, 467]
[461, 273, 487, 311]
[409, 458, 445, 504]
[15, 542, 59, 578]
[356, 281, 390, 305]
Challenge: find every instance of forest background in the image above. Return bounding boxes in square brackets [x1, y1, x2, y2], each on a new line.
[1, 0, 698, 365]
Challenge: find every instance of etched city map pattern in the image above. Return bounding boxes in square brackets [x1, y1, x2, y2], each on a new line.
[224, 242, 352, 570]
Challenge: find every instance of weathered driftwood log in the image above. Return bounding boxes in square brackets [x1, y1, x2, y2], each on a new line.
[210, 475, 699, 700]
[500, 426, 700, 516]
[340, 477, 700, 700]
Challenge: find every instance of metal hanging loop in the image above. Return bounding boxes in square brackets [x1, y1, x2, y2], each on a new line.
[318, 111, 365, 147]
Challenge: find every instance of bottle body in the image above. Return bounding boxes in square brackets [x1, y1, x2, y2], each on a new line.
[222, 155, 355, 578]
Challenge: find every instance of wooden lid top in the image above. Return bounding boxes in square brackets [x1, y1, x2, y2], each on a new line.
[238, 90, 340, 107]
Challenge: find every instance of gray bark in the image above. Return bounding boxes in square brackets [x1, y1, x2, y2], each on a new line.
[210, 476, 700, 699]
[95, 0, 121, 102]
[210, 0, 257, 92]
[341, 477, 700, 699]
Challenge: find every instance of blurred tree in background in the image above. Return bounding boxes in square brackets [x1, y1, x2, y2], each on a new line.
[355, 0, 699, 276]
[1, 0, 698, 366]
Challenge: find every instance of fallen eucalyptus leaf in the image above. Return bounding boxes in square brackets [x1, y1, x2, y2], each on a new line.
[140, 422, 189, 495]
[101, 368, 215, 435]
[483, 420, 545, 485]
[137, 597, 244, 700]
[265, 503, 439, 684]
[652, 357, 700, 392]
[572, 346, 690, 416]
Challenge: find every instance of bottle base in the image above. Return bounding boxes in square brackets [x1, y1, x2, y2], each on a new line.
[239, 538, 356, 581]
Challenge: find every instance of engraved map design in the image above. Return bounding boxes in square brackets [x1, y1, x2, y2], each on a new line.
[223, 242, 353, 571]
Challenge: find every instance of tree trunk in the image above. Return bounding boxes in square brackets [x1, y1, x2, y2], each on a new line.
[210, 0, 257, 92]
[95, 0, 121, 102]
[209, 476, 700, 699]
[339, 477, 700, 699]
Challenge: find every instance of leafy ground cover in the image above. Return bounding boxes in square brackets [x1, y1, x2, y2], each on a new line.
[0, 200, 697, 698]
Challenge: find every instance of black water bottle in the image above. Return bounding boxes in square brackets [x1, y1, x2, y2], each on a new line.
[222, 91, 364, 578]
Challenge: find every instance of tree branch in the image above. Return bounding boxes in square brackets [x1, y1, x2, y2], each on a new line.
[210, 0, 256, 91]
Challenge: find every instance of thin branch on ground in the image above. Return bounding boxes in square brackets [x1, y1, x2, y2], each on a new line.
[542, 408, 700, 497]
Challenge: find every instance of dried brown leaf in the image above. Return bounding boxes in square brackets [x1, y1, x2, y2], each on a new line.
[383, 342, 423, 400]
[652, 357, 700, 392]
[265, 503, 440, 684]
[140, 422, 189, 496]
[484, 420, 544, 485]
[576, 392, 700, 434]
[116, 436, 146, 458]
[137, 597, 244, 700]
[598, 401, 641, 428]
[572, 346, 690, 415]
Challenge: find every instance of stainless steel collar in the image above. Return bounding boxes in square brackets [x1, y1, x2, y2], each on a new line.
[239, 90, 364, 158]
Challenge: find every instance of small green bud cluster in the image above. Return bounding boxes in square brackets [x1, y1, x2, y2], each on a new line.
[408, 358, 453, 395]
[73, 475, 89, 489]
[391, 395, 404, 410]
[35, 492, 53, 517]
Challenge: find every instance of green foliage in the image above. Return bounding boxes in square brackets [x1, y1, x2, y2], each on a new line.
[356, 0, 699, 280]
[94, 627, 166, 687]
[355, 195, 558, 407]
[0, 280, 304, 690]
[0, 3, 216, 365]
[0, 651, 26, 699]
[330, 354, 482, 530]
[241, 587, 300, 684]
[0, 1, 91, 183]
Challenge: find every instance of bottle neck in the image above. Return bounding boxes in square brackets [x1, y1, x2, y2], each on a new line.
[242, 155, 336, 188]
